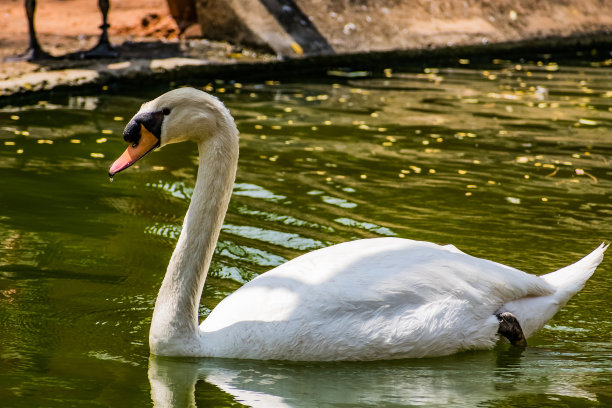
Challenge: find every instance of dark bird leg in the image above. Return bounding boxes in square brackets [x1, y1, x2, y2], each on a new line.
[496, 312, 527, 347]
[5, 0, 54, 61]
[80, 0, 118, 58]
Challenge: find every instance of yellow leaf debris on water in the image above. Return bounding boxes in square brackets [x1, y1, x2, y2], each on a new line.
[90, 153, 104, 158]
[409, 166, 422, 174]
[96, 138, 107, 144]
[10, 115, 19, 120]
[545, 63, 559, 72]
[578, 118, 598, 126]
[37, 139, 53, 144]
[101, 129, 113, 134]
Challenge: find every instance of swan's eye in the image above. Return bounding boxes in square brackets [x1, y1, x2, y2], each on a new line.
[162, 107, 171, 115]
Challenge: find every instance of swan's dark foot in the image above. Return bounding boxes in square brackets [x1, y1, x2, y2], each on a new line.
[496, 312, 527, 347]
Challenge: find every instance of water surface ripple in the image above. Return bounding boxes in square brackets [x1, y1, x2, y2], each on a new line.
[1, 60, 611, 407]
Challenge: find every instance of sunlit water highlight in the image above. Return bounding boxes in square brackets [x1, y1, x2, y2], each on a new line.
[1, 59, 611, 407]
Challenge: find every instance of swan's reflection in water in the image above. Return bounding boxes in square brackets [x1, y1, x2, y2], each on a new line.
[148, 346, 597, 407]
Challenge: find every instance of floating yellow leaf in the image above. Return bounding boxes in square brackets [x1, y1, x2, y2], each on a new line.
[578, 118, 598, 126]
[409, 166, 422, 174]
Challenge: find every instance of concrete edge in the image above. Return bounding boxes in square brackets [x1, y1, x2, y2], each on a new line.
[1, 32, 611, 105]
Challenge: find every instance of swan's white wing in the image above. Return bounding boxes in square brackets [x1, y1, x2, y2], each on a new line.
[201, 238, 553, 360]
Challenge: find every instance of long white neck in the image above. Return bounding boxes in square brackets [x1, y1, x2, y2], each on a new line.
[150, 134, 238, 356]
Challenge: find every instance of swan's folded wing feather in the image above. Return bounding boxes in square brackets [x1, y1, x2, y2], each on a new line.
[201, 238, 555, 359]
[204, 238, 553, 329]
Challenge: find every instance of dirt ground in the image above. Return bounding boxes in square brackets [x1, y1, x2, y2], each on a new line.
[0, 0, 216, 80]
[0, 0, 182, 58]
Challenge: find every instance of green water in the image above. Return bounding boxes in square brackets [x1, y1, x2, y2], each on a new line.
[1, 59, 611, 407]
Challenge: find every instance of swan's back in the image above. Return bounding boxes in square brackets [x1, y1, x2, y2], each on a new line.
[200, 238, 554, 360]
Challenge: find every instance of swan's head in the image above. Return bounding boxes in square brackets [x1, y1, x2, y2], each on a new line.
[109, 87, 237, 177]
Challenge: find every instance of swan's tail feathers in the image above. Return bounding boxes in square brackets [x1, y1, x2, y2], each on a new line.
[500, 243, 606, 338]
[540, 243, 607, 298]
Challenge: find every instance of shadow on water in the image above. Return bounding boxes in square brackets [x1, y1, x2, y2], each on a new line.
[148, 344, 598, 407]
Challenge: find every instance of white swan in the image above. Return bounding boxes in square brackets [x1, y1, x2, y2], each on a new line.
[109, 87, 606, 361]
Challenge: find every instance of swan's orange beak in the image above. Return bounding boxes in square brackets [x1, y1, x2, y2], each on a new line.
[109, 124, 160, 177]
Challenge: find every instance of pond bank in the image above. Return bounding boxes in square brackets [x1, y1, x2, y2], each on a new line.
[1, 31, 611, 105]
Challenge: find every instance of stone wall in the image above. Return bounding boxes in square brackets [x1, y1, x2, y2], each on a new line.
[193, 0, 612, 56]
